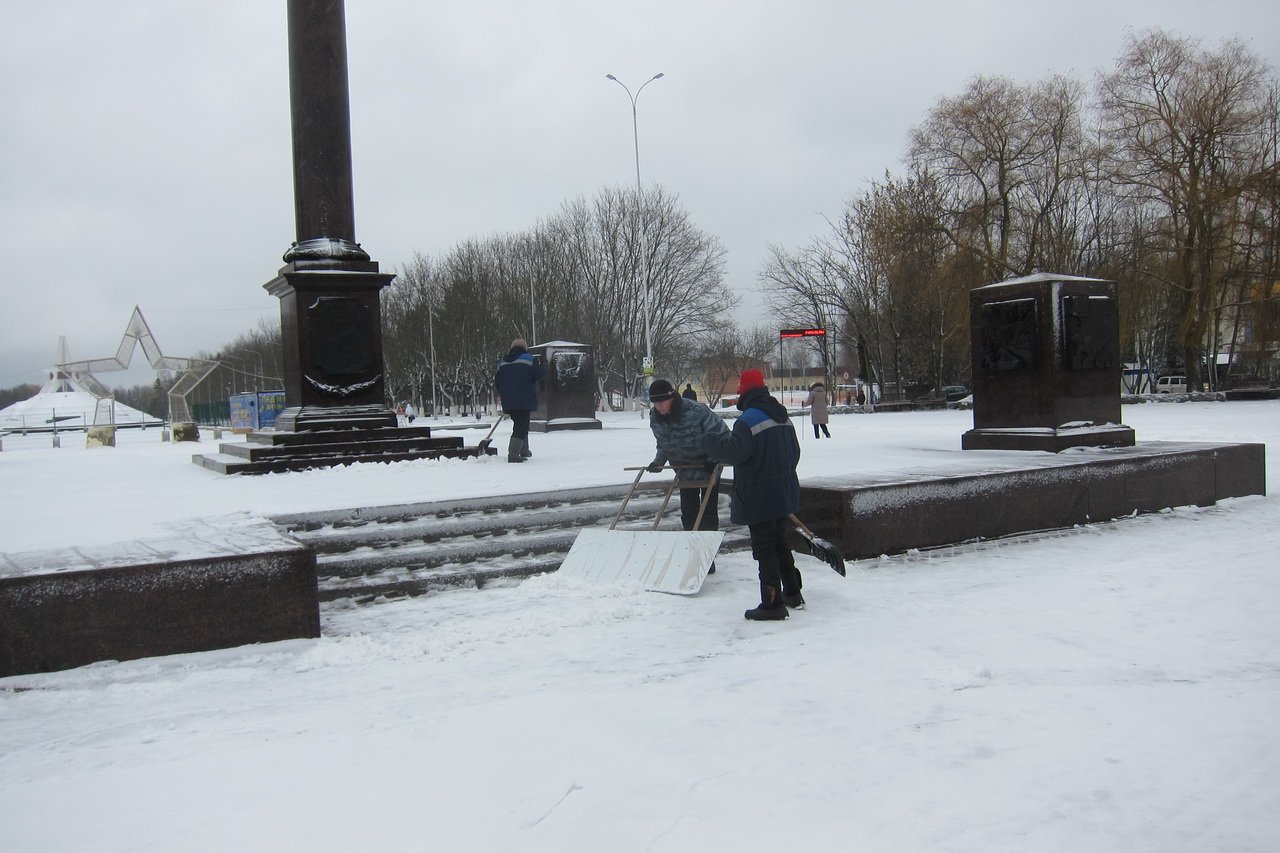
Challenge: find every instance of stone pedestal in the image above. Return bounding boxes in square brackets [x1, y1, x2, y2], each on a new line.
[962, 273, 1135, 452]
[264, 262, 397, 431]
[530, 341, 602, 432]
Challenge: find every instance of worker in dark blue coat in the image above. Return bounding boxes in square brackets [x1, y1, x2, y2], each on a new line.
[703, 369, 803, 620]
[494, 338, 546, 463]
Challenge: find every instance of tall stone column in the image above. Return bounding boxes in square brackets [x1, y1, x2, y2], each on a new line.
[264, 0, 396, 431]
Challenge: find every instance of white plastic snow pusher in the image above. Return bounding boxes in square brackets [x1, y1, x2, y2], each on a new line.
[556, 465, 724, 595]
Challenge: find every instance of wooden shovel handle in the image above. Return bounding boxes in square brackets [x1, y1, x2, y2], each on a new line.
[788, 513, 815, 536]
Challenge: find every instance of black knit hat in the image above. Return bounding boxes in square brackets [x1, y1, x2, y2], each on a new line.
[648, 379, 676, 402]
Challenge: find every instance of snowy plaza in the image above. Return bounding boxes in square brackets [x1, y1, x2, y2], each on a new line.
[1, 401, 1277, 851]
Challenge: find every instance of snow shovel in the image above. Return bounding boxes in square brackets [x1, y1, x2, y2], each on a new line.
[477, 413, 507, 451]
[556, 464, 725, 595]
[789, 513, 847, 576]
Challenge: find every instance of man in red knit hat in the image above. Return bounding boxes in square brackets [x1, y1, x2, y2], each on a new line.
[703, 369, 804, 619]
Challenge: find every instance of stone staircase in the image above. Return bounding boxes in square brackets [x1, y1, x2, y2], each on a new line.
[270, 485, 750, 604]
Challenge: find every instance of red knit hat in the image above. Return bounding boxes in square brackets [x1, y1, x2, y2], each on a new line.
[738, 369, 766, 395]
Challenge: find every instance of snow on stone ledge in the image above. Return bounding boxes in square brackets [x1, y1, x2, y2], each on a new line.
[0, 513, 303, 579]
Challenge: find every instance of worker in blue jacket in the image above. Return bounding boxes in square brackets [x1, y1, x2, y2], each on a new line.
[494, 339, 546, 463]
[703, 369, 803, 620]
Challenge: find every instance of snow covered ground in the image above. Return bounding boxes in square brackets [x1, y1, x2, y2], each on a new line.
[2, 402, 1277, 851]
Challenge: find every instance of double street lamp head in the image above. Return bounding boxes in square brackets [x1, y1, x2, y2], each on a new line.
[605, 72, 665, 99]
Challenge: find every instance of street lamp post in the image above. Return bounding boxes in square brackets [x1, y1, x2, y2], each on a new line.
[530, 266, 537, 347]
[220, 354, 245, 394]
[427, 301, 437, 420]
[606, 72, 663, 400]
[241, 349, 267, 391]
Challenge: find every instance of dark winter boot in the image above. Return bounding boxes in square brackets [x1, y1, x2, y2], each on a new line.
[507, 436, 526, 463]
[745, 585, 788, 621]
[522, 442, 532, 458]
[780, 559, 804, 609]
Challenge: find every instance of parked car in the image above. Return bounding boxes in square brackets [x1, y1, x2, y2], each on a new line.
[943, 385, 970, 402]
[1156, 375, 1188, 394]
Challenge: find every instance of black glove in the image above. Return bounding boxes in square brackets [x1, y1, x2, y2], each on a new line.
[647, 461, 664, 473]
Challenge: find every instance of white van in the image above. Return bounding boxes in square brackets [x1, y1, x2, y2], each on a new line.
[1156, 375, 1188, 394]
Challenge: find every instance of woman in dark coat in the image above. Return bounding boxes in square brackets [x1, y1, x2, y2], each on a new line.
[805, 382, 830, 438]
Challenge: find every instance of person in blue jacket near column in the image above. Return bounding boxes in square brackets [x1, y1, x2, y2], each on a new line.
[494, 339, 545, 463]
[703, 369, 804, 620]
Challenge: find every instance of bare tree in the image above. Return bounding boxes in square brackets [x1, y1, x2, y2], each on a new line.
[909, 74, 1104, 284]
[759, 241, 842, 384]
[910, 75, 1041, 281]
[1098, 29, 1277, 389]
[382, 251, 437, 410]
[378, 184, 731, 413]
[696, 323, 776, 407]
[546, 185, 733, 405]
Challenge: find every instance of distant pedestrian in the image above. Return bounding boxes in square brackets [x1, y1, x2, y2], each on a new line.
[404, 402, 416, 424]
[805, 382, 830, 438]
[681, 383, 697, 402]
[703, 369, 804, 620]
[494, 338, 546, 463]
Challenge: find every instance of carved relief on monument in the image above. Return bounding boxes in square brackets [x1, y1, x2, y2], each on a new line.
[551, 349, 592, 392]
[1061, 295, 1119, 371]
[307, 297, 373, 376]
[978, 298, 1038, 372]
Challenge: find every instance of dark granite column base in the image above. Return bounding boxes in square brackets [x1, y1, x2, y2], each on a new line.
[529, 418, 603, 433]
[192, 423, 497, 474]
[275, 404, 396, 432]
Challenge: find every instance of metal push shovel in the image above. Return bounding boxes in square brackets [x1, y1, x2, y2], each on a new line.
[556, 464, 725, 595]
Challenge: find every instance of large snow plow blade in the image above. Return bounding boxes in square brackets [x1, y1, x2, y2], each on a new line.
[556, 529, 724, 595]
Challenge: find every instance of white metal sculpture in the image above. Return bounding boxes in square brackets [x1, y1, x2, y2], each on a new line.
[54, 307, 218, 423]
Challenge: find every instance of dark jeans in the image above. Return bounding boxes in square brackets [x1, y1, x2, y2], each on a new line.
[675, 462, 720, 531]
[507, 409, 531, 440]
[747, 516, 802, 595]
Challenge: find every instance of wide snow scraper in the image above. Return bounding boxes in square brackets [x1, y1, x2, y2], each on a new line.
[556, 465, 724, 595]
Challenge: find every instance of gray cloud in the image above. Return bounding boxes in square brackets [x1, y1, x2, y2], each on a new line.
[3, 0, 1276, 387]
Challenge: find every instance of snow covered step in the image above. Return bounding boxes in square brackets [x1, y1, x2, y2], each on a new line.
[271, 487, 748, 604]
[307, 506, 745, 578]
[313, 525, 586, 577]
[316, 555, 566, 602]
[291, 494, 675, 553]
[313, 529, 753, 605]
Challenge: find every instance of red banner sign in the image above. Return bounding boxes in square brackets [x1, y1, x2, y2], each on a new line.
[779, 328, 826, 338]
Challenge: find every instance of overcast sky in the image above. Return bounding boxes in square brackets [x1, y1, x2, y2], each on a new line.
[2, 1, 1277, 389]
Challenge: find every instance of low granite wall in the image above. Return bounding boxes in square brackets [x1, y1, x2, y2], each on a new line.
[798, 442, 1266, 560]
[0, 516, 318, 677]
